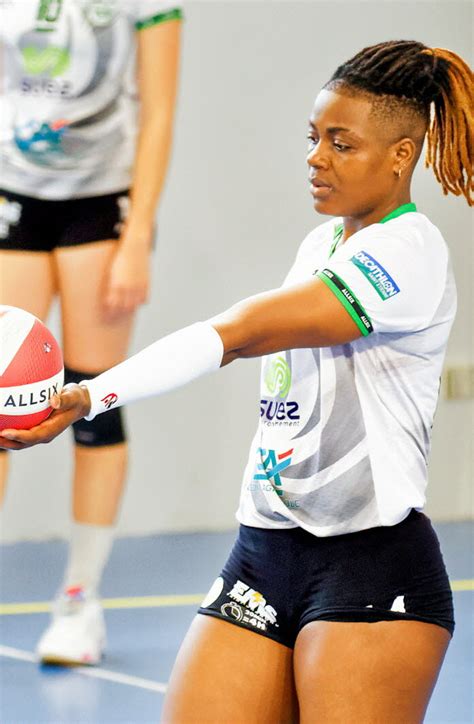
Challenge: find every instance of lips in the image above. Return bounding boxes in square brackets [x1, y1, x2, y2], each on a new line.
[309, 177, 333, 199]
[309, 176, 331, 189]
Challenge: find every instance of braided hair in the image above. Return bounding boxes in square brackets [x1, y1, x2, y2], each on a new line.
[325, 41, 473, 205]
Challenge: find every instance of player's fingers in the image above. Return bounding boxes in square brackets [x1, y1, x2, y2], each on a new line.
[55, 383, 86, 409]
[1, 412, 71, 445]
[0, 384, 90, 445]
[0, 435, 27, 450]
[104, 290, 137, 320]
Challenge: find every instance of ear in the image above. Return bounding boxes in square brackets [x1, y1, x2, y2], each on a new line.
[392, 137, 417, 175]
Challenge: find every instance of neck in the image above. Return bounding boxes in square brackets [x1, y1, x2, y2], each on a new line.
[342, 191, 412, 241]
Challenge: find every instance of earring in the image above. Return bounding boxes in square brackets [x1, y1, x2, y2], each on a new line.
[398, 168, 402, 178]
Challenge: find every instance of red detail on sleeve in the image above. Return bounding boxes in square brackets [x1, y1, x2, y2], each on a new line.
[101, 393, 118, 409]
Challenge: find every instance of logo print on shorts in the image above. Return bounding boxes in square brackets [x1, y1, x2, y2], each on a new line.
[222, 580, 279, 631]
[220, 601, 244, 622]
[114, 196, 130, 234]
[0, 197, 22, 240]
[101, 393, 118, 409]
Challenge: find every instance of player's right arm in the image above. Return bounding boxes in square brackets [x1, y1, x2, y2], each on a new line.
[0, 274, 363, 449]
[0, 229, 440, 450]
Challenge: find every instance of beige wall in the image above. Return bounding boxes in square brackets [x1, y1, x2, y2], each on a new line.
[1, 0, 472, 541]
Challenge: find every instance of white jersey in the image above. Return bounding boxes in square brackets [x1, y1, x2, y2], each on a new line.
[237, 205, 457, 536]
[0, 0, 182, 199]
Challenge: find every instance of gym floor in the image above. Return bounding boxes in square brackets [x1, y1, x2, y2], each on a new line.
[1, 522, 472, 723]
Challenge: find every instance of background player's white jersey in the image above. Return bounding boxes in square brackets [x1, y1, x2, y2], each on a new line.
[237, 207, 457, 536]
[0, 0, 182, 199]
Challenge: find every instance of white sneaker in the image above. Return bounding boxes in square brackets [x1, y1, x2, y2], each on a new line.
[36, 586, 106, 666]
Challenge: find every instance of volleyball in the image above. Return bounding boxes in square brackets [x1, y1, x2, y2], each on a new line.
[0, 306, 64, 430]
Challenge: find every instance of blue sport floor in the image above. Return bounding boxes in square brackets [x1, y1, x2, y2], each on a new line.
[0, 522, 473, 723]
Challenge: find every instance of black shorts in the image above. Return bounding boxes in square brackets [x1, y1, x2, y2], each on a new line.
[0, 189, 129, 252]
[198, 510, 455, 648]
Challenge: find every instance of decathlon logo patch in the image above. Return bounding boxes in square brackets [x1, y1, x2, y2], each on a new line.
[351, 251, 400, 300]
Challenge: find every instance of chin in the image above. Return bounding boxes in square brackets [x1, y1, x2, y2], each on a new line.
[311, 197, 339, 216]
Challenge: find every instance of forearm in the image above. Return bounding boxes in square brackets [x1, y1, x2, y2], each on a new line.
[82, 322, 224, 420]
[124, 113, 175, 244]
[82, 279, 361, 419]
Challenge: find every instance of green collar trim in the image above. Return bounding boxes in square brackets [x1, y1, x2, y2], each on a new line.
[329, 202, 417, 256]
[330, 223, 344, 256]
[379, 202, 417, 224]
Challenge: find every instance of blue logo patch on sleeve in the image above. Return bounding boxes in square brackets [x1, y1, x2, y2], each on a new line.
[351, 250, 400, 300]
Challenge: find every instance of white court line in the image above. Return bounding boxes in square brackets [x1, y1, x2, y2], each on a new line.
[0, 644, 167, 694]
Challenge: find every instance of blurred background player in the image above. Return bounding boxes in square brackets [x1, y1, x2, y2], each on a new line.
[0, 0, 182, 665]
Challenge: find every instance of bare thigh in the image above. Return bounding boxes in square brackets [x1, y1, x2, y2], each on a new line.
[162, 614, 298, 724]
[294, 620, 451, 724]
[0, 250, 56, 319]
[54, 241, 134, 371]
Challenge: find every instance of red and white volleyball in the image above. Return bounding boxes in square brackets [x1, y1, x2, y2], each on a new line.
[0, 306, 64, 430]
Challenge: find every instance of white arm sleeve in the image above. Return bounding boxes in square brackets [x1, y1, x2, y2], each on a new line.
[81, 322, 224, 421]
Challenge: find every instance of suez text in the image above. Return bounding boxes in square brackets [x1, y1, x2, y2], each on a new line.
[21, 78, 72, 97]
[260, 399, 300, 421]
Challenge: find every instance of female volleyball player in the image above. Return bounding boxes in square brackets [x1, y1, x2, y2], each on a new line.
[0, 1, 182, 665]
[1, 41, 472, 721]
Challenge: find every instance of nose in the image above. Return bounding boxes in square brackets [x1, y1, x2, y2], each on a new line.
[307, 141, 329, 170]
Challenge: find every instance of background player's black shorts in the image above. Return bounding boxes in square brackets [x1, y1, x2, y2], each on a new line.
[199, 510, 455, 648]
[0, 189, 129, 252]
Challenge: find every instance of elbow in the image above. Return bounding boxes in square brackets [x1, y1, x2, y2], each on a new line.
[211, 302, 256, 364]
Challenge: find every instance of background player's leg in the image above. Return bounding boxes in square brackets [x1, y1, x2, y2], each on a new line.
[36, 240, 135, 665]
[57, 240, 135, 527]
[0, 250, 56, 506]
[163, 615, 298, 723]
[294, 620, 451, 723]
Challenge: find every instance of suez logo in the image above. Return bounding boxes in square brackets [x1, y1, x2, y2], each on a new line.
[260, 356, 300, 424]
[351, 250, 400, 300]
[21, 46, 70, 78]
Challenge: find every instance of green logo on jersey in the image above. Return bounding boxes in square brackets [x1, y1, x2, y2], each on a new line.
[264, 357, 291, 399]
[36, 0, 63, 31]
[22, 46, 70, 77]
[84, 1, 117, 27]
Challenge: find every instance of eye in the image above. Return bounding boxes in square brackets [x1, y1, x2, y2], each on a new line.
[307, 135, 318, 148]
[334, 141, 350, 152]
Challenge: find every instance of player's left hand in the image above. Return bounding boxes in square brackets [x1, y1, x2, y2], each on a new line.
[103, 241, 151, 321]
[0, 384, 91, 450]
